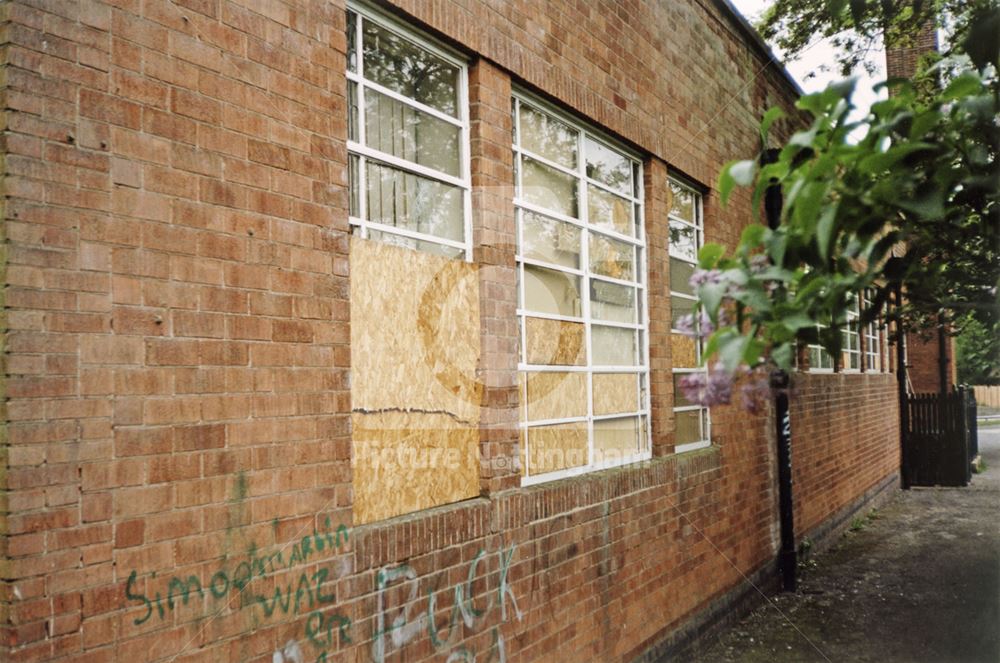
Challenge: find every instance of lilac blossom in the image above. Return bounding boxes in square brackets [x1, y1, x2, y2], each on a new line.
[678, 363, 733, 407]
[748, 254, 770, 274]
[675, 309, 730, 339]
[739, 372, 772, 414]
[689, 268, 724, 289]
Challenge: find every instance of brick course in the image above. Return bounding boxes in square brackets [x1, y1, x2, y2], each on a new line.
[0, 1, 900, 661]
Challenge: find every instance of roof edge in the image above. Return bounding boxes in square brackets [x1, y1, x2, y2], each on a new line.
[711, 0, 805, 97]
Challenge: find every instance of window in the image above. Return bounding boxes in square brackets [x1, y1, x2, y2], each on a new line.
[346, 4, 471, 259]
[669, 180, 710, 452]
[863, 289, 881, 372]
[807, 341, 835, 372]
[841, 296, 861, 371]
[513, 95, 649, 483]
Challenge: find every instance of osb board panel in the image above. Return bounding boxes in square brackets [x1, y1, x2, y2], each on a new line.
[670, 333, 697, 368]
[523, 423, 588, 476]
[523, 371, 587, 421]
[524, 316, 585, 366]
[352, 411, 479, 524]
[350, 237, 482, 422]
[350, 238, 482, 524]
[593, 373, 638, 415]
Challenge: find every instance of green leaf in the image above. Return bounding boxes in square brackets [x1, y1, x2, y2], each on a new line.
[699, 282, 728, 319]
[718, 332, 749, 372]
[698, 243, 725, 268]
[731, 160, 757, 186]
[781, 311, 815, 331]
[739, 224, 768, 250]
[771, 343, 794, 371]
[849, 0, 867, 27]
[963, 6, 1000, 70]
[767, 230, 788, 266]
[816, 204, 837, 261]
[760, 107, 786, 141]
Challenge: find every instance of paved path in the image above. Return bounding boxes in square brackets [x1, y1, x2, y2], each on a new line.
[699, 427, 1000, 663]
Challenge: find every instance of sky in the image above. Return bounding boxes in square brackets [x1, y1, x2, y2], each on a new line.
[729, 0, 887, 115]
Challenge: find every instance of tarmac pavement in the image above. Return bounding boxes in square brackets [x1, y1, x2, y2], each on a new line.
[696, 426, 1000, 663]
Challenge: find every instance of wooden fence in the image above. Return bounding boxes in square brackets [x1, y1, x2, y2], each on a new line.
[973, 385, 1000, 408]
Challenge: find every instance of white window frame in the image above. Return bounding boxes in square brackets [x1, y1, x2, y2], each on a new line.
[668, 179, 711, 453]
[863, 288, 882, 372]
[512, 92, 651, 485]
[842, 295, 861, 372]
[346, 2, 472, 260]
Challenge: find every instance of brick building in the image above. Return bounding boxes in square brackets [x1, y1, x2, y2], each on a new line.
[0, 1, 901, 661]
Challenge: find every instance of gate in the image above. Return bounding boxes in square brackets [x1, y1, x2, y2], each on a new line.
[902, 388, 976, 487]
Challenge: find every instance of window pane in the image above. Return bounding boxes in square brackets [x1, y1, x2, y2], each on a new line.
[673, 372, 697, 407]
[585, 137, 632, 196]
[525, 423, 588, 475]
[524, 371, 587, 421]
[524, 316, 586, 366]
[521, 211, 581, 269]
[675, 409, 703, 444]
[588, 185, 632, 236]
[366, 229, 463, 259]
[362, 19, 459, 117]
[349, 154, 360, 217]
[669, 182, 696, 222]
[348, 81, 359, 142]
[593, 373, 638, 415]
[365, 161, 463, 240]
[364, 88, 461, 176]
[670, 295, 694, 330]
[594, 416, 639, 456]
[523, 264, 581, 317]
[518, 104, 577, 169]
[592, 325, 636, 365]
[669, 220, 697, 261]
[590, 233, 634, 281]
[590, 281, 635, 323]
[670, 333, 698, 368]
[669, 258, 695, 296]
[347, 11, 358, 72]
[522, 157, 578, 218]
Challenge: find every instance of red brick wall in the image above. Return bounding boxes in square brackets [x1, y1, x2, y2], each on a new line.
[790, 373, 901, 538]
[0, 1, 899, 661]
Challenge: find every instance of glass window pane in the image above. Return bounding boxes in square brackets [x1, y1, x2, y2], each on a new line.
[366, 229, 463, 259]
[347, 11, 358, 72]
[592, 325, 636, 366]
[669, 182, 696, 222]
[669, 220, 697, 261]
[365, 161, 463, 240]
[523, 264, 581, 317]
[594, 416, 639, 456]
[588, 185, 632, 236]
[349, 154, 360, 217]
[585, 137, 632, 196]
[522, 157, 578, 218]
[675, 409, 703, 444]
[518, 104, 577, 169]
[590, 281, 635, 323]
[590, 233, 634, 281]
[348, 81, 359, 142]
[364, 88, 461, 176]
[670, 295, 694, 330]
[362, 19, 459, 117]
[673, 372, 697, 407]
[669, 258, 695, 296]
[521, 211, 581, 269]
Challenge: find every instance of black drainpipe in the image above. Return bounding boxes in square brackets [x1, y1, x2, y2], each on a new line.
[763, 147, 796, 591]
[937, 315, 949, 395]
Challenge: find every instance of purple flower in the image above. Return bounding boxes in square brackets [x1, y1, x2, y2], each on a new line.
[689, 268, 724, 289]
[740, 374, 772, 414]
[676, 309, 728, 339]
[678, 363, 733, 407]
[749, 254, 770, 274]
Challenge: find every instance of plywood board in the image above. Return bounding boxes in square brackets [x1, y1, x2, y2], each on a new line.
[670, 333, 698, 368]
[524, 423, 588, 476]
[593, 373, 638, 415]
[350, 238, 482, 422]
[523, 371, 587, 421]
[352, 411, 479, 524]
[524, 317, 585, 366]
[350, 238, 482, 524]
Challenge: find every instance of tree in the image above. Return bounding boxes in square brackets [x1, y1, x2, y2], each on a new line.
[676, 2, 999, 405]
[955, 313, 1000, 384]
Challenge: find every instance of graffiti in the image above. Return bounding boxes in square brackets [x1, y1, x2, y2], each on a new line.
[373, 545, 521, 663]
[124, 518, 350, 625]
